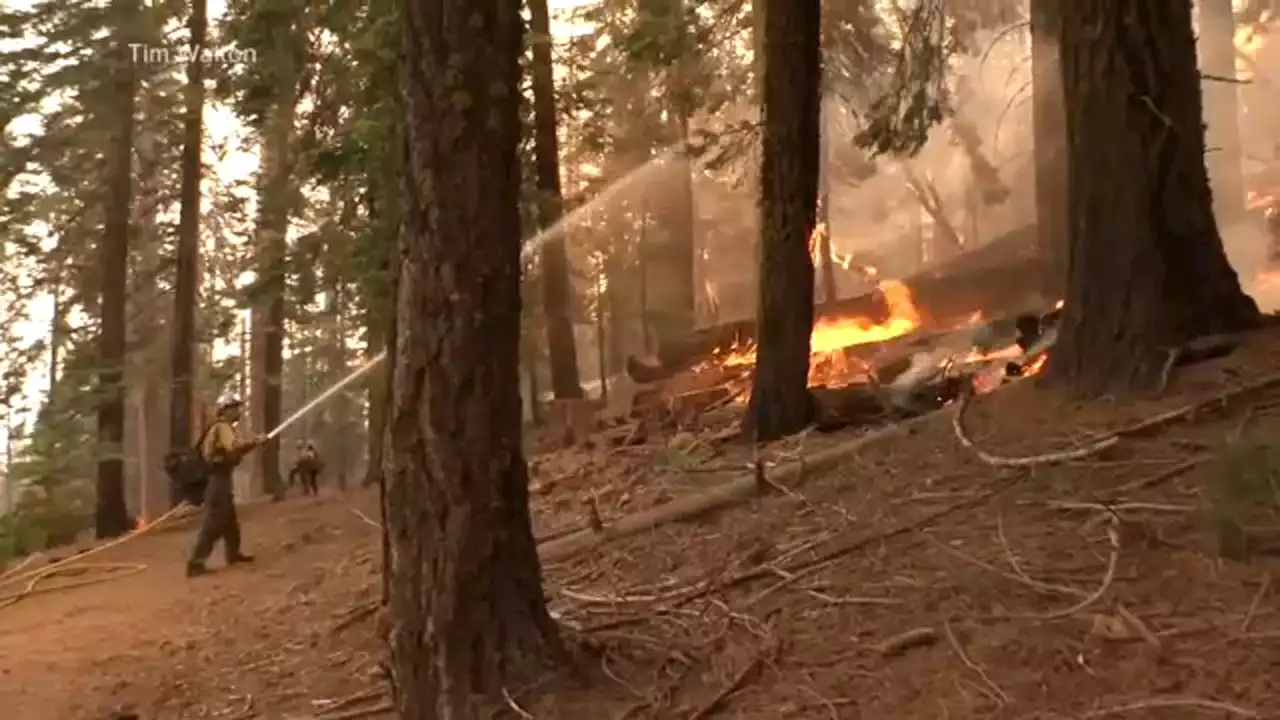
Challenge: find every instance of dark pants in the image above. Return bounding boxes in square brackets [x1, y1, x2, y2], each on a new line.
[188, 473, 242, 565]
[289, 466, 319, 495]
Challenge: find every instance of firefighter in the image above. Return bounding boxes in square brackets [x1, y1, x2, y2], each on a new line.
[1267, 202, 1280, 266]
[289, 439, 323, 496]
[186, 396, 267, 578]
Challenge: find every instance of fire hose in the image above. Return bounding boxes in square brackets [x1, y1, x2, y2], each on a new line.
[0, 356, 387, 612]
[0, 502, 195, 610]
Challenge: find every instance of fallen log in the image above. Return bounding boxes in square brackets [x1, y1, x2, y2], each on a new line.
[627, 226, 1044, 383]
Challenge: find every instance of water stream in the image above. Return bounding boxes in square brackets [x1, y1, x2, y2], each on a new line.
[266, 350, 387, 440]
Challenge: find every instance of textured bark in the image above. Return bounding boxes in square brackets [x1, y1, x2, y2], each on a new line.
[817, 97, 837, 304]
[529, 0, 583, 400]
[169, 0, 206, 500]
[743, 0, 821, 443]
[388, 0, 565, 715]
[1030, 0, 1067, 298]
[1047, 0, 1259, 395]
[252, 12, 301, 497]
[96, 0, 138, 539]
[1199, 0, 1245, 224]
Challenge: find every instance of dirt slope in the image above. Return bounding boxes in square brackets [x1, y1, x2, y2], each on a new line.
[5, 331, 1280, 719]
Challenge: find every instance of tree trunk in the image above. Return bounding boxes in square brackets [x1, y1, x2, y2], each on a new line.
[816, 96, 837, 304]
[642, 0, 697, 346]
[253, 24, 301, 498]
[1199, 0, 1245, 225]
[1030, 0, 1067, 299]
[1048, 0, 1259, 395]
[388, 0, 566, 714]
[96, 0, 138, 539]
[169, 0, 206, 500]
[377, 242, 398, 606]
[529, 0, 584, 400]
[743, 0, 821, 443]
[329, 283, 351, 490]
[363, 313, 387, 488]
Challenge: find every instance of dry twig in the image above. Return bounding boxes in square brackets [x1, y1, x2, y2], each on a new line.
[1003, 516, 1120, 621]
[943, 619, 1009, 705]
[1082, 695, 1260, 718]
[875, 626, 939, 657]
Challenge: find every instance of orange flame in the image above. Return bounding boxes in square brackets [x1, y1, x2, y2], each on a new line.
[720, 280, 923, 379]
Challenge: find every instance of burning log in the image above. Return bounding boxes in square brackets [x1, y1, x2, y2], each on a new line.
[809, 373, 967, 433]
[626, 225, 1043, 383]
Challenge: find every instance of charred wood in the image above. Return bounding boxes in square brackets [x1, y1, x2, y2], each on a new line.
[625, 226, 1044, 383]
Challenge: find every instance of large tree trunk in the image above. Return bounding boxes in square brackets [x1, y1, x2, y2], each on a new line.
[96, 0, 138, 539]
[643, 0, 697, 345]
[1199, 0, 1245, 225]
[359, 16, 401, 491]
[252, 19, 301, 498]
[387, 0, 566, 714]
[529, 0, 584, 400]
[1048, 0, 1259, 395]
[1031, 0, 1068, 299]
[743, 0, 821, 442]
[169, 0, 206, 500]
[816, 98, 838, 305]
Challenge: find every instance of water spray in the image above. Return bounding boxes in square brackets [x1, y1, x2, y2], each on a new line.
[266, 350, 388, 441]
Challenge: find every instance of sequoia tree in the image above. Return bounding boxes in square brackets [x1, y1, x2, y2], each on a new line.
[1048, 0, 1259, 394]
[529, 0, 584, 400]
[742, 0, 821, 442]
[96, 0, 139, 538]
[385, 0, 565, 715]
[169, 0, 207, 504]
[1030, 0, 1067, 299]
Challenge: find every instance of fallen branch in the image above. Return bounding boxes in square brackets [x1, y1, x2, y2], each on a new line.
[952, 371, 1280, 469]
[952, 381, 1117, 466]
[875, 626, 938, 657]
[316, 701, 394, 720]
[539, 410, 950, 562]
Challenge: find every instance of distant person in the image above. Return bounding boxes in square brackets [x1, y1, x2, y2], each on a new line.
[288, 440, 323, 496]
[186, 396, 266, 578]
[1267, 204, 1280, 266]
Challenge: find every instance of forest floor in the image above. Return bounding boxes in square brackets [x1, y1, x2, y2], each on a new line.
[5, 333, 1280, 719]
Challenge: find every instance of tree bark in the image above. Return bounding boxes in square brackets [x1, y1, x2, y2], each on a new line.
[742, 0, 821, 443]
[169, 0, 207, 500]
[1030, 0, 1067, 299]
[1048, 0, 1259, 395]
[817, 98, 838, 305]
[252, 12, 301, 498]
[96, 0, 138, 539]
[529, 0, 584, 400]
[388, 0, 566, 714]
[1199, 0, 1246, 225]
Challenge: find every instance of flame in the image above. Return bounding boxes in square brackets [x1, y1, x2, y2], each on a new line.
[809, 280, 920, 353]
[719, 280, 923, 385]
[809, 221, 879, 279]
